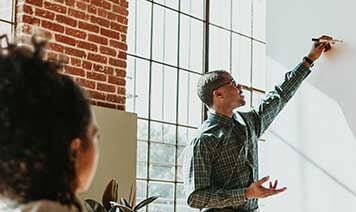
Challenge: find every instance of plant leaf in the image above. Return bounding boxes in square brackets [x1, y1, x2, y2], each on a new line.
[130, 190, 136, 207]
[120, 198, 132, 208]
[115, 204, 135, 212]
[84, 199, 107, 212]
[134, 196, 159, 211]
[102, 179, 119, 211]
[110, 202, 135, 212]
[128, 184, 133, 205]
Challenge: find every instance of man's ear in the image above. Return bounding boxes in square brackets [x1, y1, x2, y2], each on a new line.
[70, 138, 82, 153]
[213, 89, 223, 98]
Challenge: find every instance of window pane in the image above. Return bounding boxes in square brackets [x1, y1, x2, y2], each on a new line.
[235, 89, 251, 113]
[149, 143, 176, 180]
[176, 184, 198, 211]
[252, 41, 266, 90]
[209, 26, 230, 71]
[252, 91, 264, 109]
[179, 15, 203, 73]
[178, 71, 202, 127]
[138, 119, 149, 140]
[152, 5, 178, 65]
[137, 141, 148, 178]
[150, 121, 176, 144]
[136, 180, 147, 211]
[0, 22, 11, 38]
[209, 0, 231, 29]
[177, 127, 197, 146]
[180, 0, 204, 20]
[127, 57, 150, 118]
[148, 182, 174, 212]
[0, 0, 12, 21]
[128, 0, 136, 54]
[154, 0, 179, 10]
[151, 63, 177, 123]
[231, 34, 252, 87]
[253, 0, 266, 41]
[252, 91, 266, 140]
[130, 0, 152, 58]
[126, 57, 135, 113]
[232, 0, 252, 36]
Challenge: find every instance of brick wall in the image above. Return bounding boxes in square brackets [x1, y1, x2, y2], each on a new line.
[16, 0, 128, 110]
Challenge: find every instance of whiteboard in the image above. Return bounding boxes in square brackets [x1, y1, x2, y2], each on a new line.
[264, 0, 356, 211]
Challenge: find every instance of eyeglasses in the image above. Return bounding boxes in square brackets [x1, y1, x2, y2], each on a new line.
[214, 79, 240, 90]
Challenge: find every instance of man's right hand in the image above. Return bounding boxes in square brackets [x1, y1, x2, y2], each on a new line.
[245, 176, 287, 199]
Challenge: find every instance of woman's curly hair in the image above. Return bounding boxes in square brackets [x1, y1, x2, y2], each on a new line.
[0, 34, 91, 211]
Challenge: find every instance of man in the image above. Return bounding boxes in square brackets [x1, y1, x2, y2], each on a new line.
[182, 35, 333, 212]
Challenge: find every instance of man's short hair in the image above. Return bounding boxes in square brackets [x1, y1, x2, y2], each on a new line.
[197, 70, 230, 107]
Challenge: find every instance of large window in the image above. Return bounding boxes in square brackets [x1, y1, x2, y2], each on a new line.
[127, 0, 266, 211]
[0, 0, 16, 41]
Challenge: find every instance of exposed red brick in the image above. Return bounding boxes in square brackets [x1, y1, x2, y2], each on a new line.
[20, 15, 40, 25]
[113, 4, 128, 16]
[87, 90, 106, 100]
[88, 34, 108, 45]
[88, 53, 107, 64]
[47, 42, 64, 53]
[107, 94, 124, 104]
[76, 78, 96, 89]
[87, 71, 107, 81]
[117, 104, 125, 110]
[88, 5, 97, 14]
[114, 69, 126, 77]
[77, 40, 98, 52]
[76, 1, 87, 11]
[56, 15, 77, 27]
[18, 4, 34, 15]
[55, 34, 76, 46]
[82, 61, 93, 70]
[68, 9, 89, 20]
[79, 21, 99, 33]
[97, 101, 116, 109]
[109, 58, 126, 68]
[66, 28, 87, 39]
[26, 0, 43, 7]
[65, 66, 85, 77]
[97, 83, 115, 92]
[100, 46, 116, 57]
[97, 8, 107, 18]
[117, 51, 127, 59]
[70, 57, 82, 67]
[41, 20, 64, 33]
[90, 15, 110, 28]
[44, 1, 67, 14]
[35, 8, 55, 20]
[108, 76, 125, 86]
[64, 47, 87, 58]
[65, 0, 75, 6]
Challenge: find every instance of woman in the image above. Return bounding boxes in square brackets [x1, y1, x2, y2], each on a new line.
[0, 35, 99, 211]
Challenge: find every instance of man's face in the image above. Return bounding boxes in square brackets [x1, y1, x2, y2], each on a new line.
[213, 73, 246, 110]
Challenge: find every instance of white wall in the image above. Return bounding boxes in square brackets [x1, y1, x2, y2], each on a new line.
[79, 106, 137, 206]
[262, 1, 356, 211]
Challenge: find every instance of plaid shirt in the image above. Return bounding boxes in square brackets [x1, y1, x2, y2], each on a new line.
[183, 63, 311, 211]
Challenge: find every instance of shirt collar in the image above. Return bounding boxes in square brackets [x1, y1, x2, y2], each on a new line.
[207, 112, 235, 127]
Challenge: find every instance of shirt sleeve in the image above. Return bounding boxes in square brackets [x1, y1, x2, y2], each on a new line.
[183, 135, 247, 209]
[247, 62, 311, 137]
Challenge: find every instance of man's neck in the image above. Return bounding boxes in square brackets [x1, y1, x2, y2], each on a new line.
[209, 108, 234, 118]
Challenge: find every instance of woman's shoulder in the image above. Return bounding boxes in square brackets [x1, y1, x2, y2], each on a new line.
[0, 199, 79, 212]
[21, 200, 78, 212]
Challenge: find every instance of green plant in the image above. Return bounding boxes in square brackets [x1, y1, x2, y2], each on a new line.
[84, 179, 159, 212]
